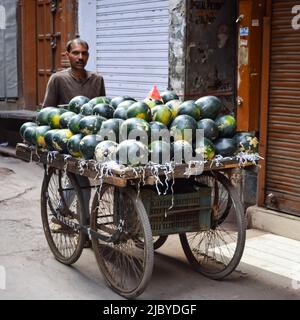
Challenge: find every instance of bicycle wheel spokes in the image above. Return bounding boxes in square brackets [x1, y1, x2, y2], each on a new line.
[41, 168, 85, 265]
[196, 174, 232, 225]
[91, 185, 153, 299]
[180, 172, 245, 280]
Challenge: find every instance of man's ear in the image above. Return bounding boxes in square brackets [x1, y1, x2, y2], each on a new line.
[65, 51, 70, 58]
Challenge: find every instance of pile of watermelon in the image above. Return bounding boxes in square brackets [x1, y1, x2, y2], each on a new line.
[20, 91, 259, 166]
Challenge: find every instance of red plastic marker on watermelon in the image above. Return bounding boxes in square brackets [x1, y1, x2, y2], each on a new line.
[147, 85, 162, 101]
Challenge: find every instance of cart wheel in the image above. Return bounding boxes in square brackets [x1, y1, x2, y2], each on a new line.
[136, 235, 168, 251]
[41, 168, 87, 265]
[195, 172, 233, 226]
[153, 235, 168, 250]
[91, 184, 154, 299]
[179, 171, 246, 280]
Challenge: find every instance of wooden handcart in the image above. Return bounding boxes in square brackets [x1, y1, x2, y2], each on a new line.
[16, 143, 254, 299]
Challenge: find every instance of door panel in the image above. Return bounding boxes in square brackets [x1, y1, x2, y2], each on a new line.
[236, 0, 265, 132]
[36, 0, 52, 106]
[36, 0, 76, 106]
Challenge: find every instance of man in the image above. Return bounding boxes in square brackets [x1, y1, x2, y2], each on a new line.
[43, 38, 104, 245]
[43, 38, 105, 107]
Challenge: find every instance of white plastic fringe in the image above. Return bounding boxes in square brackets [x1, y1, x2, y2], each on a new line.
[185, 160, 205, 177]
[47, 151, 59, 164]
[63, 154, 71, 171]
[143, 162, 176, 217]
[93, 160, 123, 197]
[236, 152, 262, 166]
[78, 160, 88, 176]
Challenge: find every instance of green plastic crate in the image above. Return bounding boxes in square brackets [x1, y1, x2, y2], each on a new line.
[141, 187, 212, 236]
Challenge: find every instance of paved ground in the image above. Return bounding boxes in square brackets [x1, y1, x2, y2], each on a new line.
[0, 155, 299, 300]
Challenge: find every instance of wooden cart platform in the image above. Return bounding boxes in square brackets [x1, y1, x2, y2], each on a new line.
[16, 143, 255, 187]
[15, 142, 257, 299]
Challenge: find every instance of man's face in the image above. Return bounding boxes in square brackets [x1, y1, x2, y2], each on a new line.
[66, 43, 89, 70]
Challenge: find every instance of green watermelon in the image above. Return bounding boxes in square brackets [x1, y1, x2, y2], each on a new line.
[149, 140, 171, 164]
[67, 134, 83, 158]
[93, 103, 115, 119]
[68, 96, 90, 114]
[113, 100, 136, 120]
[170, 115, 198, 142]
[89, 96, 111, 107]
[20, 122, 37, 138]
[144, 98, 163, 109]
[234, 132, 259, 153]
[120, 118, 150, 143]
[177, 100, 201, 121]
[197, 118, 219, 141]
[194, 137, 216, 161]
[152, 105, 173, 127]
[80, 103, 93, 116]
[79, 135, 100, 160]
[94, 140, 118, 162]
[116, 140, 148, 166]
[161, 91, 179, 104]
[44, 129, 59, 151]
[99, 118, 124, 143]
[35, 126, 51, 149]
[165, 99, 181, 119]
[171, 140, 193, 164]
[52, 129, 74, 153]
[126, 101, 152, 122]
[111, 96, 136, 109]
[214, 138, 237, 157]
[215, 115, 237, 138]
[23, 126, 38, 145]
[36, 107, 56, 125]
[48, 108, 69, 129]
[195, 96, 222, 120]
[59, 111, 76, 129]
[68, 114, 84, 134]
[149, 121, 168, 131]
[79, 115, 106, 135]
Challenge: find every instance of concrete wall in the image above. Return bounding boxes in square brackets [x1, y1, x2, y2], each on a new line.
[169, 0, 237, 108]
[169, 0, 186, 99]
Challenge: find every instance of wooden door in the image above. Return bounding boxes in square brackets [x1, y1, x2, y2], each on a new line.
[36, 0, 76, 106]
[21, 0, 76, 108]
[36, 0, 53, 106]
[236, 0, 265, 132]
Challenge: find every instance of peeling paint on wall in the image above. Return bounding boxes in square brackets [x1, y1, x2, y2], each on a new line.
[185, 0, 237, 111]
[169, 0, 186, 99]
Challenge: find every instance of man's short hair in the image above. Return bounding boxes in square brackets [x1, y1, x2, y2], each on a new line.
[66, 38, 89, 52]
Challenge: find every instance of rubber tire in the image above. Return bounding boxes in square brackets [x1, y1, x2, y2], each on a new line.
[179, 171, 246, 280]
[91, 185, 154, 299]
[41, 168, 87, 265]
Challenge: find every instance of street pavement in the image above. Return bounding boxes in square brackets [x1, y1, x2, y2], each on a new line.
[0, 155, 299, 300]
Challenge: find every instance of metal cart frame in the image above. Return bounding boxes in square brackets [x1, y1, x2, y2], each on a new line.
[16, 143, 253, 299]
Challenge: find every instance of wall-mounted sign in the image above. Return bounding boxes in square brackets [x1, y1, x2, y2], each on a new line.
[191, 0, 225, 25]
[292, 5, 300, 30]
[240, 39, 248, 47]
[252, 19, 259, 27]
[0, 5, 6, 30]
[240, 27, 249, 36]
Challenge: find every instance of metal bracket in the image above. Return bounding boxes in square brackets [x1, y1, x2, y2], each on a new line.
[50, 32, 61, 50]
[51, 0, 58, 14]
[237, 96, 244, 106]
[236, 14, 244, 23]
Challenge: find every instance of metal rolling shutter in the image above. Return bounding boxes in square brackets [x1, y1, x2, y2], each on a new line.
[96, 0, 169, 100]
[0, 0, 18, 99]
[265, 0, 300, 215]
